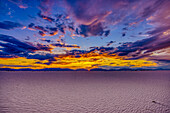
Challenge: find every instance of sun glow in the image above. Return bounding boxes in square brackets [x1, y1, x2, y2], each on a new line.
[0, 53, 157, 70]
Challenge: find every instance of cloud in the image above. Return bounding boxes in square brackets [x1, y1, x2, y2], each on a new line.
[39, 31, 46, 37]
[113, 33, 170, 61]
[141, 0, 164, 18]
[28, 23, 35, 28]
[27, 7, 113, 38]
[78, 23, 103, 37]
[27, 53, 56, 61]
[39, 0, 56, 15]
[51, 43, 80, 48]
[0, 34, 52, 58]
[64, 0, 140, 26]
[36, 0, 134, 37]
[36, 43, 52, 51]
[67, 30, 170, 63]
[35, 26, 48, 32]
[147, 26, 170, 35]
[65, 0, 118, 25]
[8, 0, 28, 9]
[27, 13, 71, 36]
[108, 0, 170, 61]
[0, 21, 23, 30]
[62, 0, 170, 38]
[77, 23, 111, 37]
[38, 12, 55, 22]
[65, 46, 115, 58]
[106, 41, 116, 46]
[89, 46, 114, 53]
[40, 38, 52, 43]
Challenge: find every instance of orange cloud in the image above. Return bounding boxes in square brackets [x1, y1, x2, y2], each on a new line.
[0, 52, 157, 70]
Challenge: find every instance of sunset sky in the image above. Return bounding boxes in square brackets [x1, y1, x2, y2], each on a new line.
[0, 0, 170, 70]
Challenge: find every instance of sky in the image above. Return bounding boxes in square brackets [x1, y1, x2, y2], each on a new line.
[0, 0, 170, 71]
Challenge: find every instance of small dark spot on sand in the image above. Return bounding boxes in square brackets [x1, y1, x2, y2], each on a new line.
[152, 101, 156, 103]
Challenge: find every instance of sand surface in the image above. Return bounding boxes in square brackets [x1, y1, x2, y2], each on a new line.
[0, 71, 170, 113]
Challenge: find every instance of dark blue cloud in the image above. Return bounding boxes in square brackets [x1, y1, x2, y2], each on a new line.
[78, 23, 109, 37]
[35, 26, 48, 32]
[39, 31, 46, 36]
[67, 46, 115, 56]
[0, 21, 23, 30]
[56, 24, 66, 34]
[0, 34, 52, 58]
[46, 27, 58, 32]
[27, 54, 56, 61]
[52, 43, 80, 48]
[0, 34, 37, 50]
[28, 23, 35, 28]
[112, 34, 170, 59]
[68, 49, 87, 55]
[104, 30, 110, 37]
[40, 38, 52, 43]
[38, 12, 55, 22]
[89, 46, 114, 52]
[106, 41, 116, 46]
